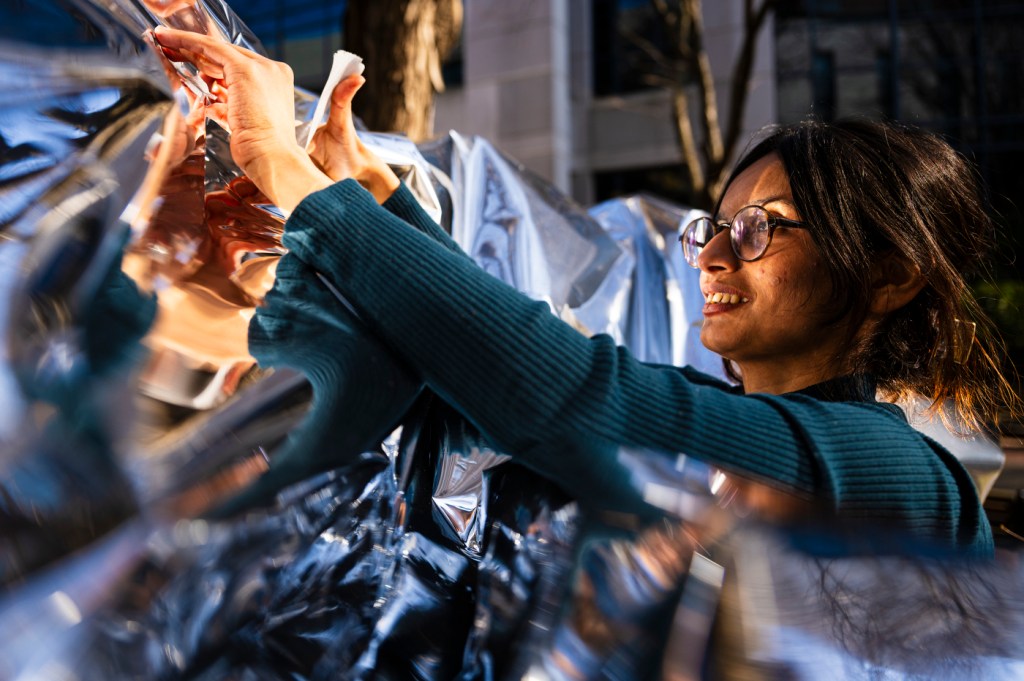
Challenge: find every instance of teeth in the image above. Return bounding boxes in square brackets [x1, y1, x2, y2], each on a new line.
[705, 293, 748, 305]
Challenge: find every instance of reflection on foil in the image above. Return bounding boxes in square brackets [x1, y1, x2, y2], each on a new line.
[502, 451, 726, 680]
[429, 426, 510, 557]
[0, 27, 170, 589]
[2, 2, 1022, 681]
[77, 455, 396, 680]
[588, 194, 720, 374]
[422, 133, 624, 325]
[0, 521, 151, 680]
[712, 528, 1024, 681]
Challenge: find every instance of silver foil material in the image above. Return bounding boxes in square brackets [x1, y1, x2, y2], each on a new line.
[0, 1, 1020, 680]
[710, 527, 1024, 681]
[0, 27, 171, 587]
[587, 194, 722, 375]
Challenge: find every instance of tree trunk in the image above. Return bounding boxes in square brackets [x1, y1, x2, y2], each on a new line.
[344, 0, 462, 142]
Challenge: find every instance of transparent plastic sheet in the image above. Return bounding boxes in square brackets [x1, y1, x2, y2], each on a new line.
[62, 0, 267, 83]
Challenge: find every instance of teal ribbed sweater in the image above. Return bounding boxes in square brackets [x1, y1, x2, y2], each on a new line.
[279, 179, 992, 557]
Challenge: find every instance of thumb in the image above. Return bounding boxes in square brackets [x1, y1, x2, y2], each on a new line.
[327, 74, 365, 130]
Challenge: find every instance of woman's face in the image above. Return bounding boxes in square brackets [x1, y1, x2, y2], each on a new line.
[698, 153, 851, 393]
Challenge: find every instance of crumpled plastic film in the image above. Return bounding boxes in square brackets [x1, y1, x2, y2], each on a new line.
[420, 132, 626, 336]
[0, 34, 171, 588]
[2, 1, 1020, 680]
[61, 0, 267, 98]
[708, 526, 1024, 681]
[69, 454, 396, 680]
[345, 399, 581, 681]
[484, 448, 728, 681]
[588, 194, 722, 375]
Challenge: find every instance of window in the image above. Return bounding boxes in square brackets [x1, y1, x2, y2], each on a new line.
[594, 164, 692, 205]
[592, 0, 670, 97]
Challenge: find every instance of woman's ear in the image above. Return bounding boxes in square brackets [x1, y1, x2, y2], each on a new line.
[869, 251, 926, 316]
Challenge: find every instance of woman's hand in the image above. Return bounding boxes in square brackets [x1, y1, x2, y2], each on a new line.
[307, 75, 400, 204]
[152, 25, 332, 214]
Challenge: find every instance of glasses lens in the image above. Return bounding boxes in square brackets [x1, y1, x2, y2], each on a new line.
[682, 217, 715, 267]
[731, 206, 771, 261]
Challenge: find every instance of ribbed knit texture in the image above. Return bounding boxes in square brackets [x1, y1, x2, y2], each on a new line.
[225, 253, 420, 514]
[282, 180, 992, 557]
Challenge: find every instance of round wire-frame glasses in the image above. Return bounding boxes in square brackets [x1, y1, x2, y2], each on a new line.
[679, 205, 810, 268]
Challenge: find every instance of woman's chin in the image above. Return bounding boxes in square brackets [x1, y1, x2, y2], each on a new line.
[699, 327, 735, 358]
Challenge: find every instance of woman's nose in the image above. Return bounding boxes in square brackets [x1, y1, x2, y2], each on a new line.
[697, 229, 738, 272]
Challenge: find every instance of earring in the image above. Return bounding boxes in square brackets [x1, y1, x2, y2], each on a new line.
[952, 318, 976, 365]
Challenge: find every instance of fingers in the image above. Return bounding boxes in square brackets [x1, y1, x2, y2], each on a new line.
[153, 25, 266, 83]
[153, 25, 247, 64]
[162, 46, 226, 80]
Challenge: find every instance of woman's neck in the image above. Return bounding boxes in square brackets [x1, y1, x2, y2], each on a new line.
[738, 358, 844, 395]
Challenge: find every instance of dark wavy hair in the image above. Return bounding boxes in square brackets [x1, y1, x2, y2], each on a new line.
[716, 118, 1019, 429]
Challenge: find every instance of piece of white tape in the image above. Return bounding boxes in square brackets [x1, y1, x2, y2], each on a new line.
[303, 50, 365, 150]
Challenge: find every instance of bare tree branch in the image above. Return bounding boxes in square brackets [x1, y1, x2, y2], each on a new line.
[687, 0, 724, 169]
[714, 0, 776, 197]
[672, 87, 706, 195]
[626, 0, 778, 206]
[650, 0, 692, 62]
[618, 23, 685, 84]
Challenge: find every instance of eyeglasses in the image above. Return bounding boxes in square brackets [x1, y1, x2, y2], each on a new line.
[679, 205, 810, 268]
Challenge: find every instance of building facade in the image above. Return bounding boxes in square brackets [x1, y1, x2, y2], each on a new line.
[433, 0, 777, 206]
[235, 0, 1024, 222]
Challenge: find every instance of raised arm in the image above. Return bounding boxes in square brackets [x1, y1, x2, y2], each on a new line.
[153, 27, 987, 552]
[282, 182, 988, 551]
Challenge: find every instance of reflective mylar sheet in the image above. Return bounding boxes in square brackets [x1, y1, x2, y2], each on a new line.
[0, 1, 1020, 680]
[710, 527, 1024, 681]
[0, 32, 170, 589]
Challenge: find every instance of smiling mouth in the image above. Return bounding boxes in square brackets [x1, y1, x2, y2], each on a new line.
[704, 292, 749, 305]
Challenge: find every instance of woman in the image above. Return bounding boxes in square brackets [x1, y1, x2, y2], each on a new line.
[153, 26, 1018, 556]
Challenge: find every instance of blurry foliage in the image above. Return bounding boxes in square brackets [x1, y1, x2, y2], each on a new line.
[974, 278, 1024, 391]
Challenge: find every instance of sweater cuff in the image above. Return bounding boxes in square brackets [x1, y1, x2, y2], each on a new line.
[382, 182, 423, 220]
[294, 179, 467, 260]
[382, 181, 465, 255]
[294, 177, 375, 216]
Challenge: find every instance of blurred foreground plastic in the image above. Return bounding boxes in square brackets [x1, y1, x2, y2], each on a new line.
[0, 1, 1018, 680]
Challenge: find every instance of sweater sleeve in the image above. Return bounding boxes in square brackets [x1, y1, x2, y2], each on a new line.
[381, 182, 467, 257]
[283, 180, 991, 555]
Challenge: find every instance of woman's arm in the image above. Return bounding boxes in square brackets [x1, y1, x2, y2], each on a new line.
[381, 182, 468, 257]
[286, 182, 811, 484]
[284, 181, 990, 552]
[152, 27, 988, 552]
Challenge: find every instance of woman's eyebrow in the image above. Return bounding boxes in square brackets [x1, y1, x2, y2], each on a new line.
[752, 195, 797, 209]
[714, 195, 798, 221]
